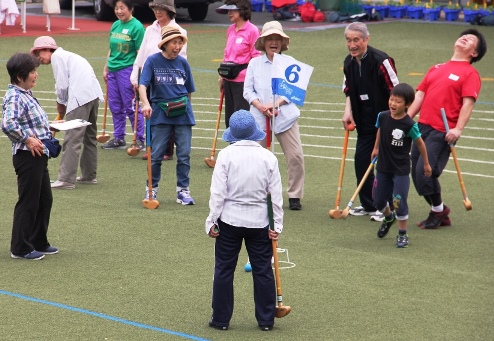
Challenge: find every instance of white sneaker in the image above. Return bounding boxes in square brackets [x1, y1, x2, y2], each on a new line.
[51, 180, 75, 189]
[349, 206, 372, 216]
[370, 211, 385, 222]
[76, 176, 97, 184]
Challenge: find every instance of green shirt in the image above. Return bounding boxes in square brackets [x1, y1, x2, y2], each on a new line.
[108, 17, 144, 72]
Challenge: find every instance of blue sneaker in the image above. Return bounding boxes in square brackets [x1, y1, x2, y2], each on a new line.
[377, 212, 396, 238]
[396, 234, 409, 248]
[177, 189, 195, 205]
[37, 246, 59, 255]
[11, 250, 45, 260]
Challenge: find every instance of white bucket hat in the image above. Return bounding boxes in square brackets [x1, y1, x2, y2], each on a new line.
[254, 21, 290, 52]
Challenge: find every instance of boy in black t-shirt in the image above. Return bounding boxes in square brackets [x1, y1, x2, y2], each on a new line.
[371, 83, 431, 248]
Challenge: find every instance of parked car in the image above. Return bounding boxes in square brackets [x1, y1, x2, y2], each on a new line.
[60, 0, 221, 21]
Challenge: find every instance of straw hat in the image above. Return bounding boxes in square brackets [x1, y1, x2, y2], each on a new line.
[149, 0, 176, 13]
[158, 26, 187, 49]
[254, 21, 290, 52]
[223, 110, 266, 143]
[30, 36, 59, 54]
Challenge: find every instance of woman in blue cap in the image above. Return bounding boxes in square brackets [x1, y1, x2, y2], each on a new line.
[205, 109, 283, 331]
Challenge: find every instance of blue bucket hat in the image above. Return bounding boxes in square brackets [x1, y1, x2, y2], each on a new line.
[223, 110, 266, 143]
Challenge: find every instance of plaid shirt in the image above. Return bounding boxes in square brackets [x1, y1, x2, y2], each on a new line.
[2, 84, 51, 156]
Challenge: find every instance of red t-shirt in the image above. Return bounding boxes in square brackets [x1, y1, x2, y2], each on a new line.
[417, 60, 481, 132]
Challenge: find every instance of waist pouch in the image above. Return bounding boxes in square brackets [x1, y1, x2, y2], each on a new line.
[218, 62, 248, 80]
[42, 136, 61, 158]
[158, 95, 189, 117]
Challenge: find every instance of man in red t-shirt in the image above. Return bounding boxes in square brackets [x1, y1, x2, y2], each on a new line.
[407, 28, 487, 229]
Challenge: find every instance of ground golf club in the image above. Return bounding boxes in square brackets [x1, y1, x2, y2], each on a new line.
[204, 90, 224, 168]
[267, 192, 291, 318]
[127, 90, 141, 157]
[329, 123, 355, 219]
[142, 119, 159, 209]
[96, 82, 111, 144]
[441, 108, 473, 211]
[340, 157, 377, 219]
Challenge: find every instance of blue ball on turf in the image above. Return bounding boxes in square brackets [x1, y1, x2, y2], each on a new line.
[244, 263, 252, 272]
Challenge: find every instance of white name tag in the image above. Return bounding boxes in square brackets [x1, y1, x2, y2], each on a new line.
[360, 94, 369, 101]
[122, 29, 129, 34]
[448, 73, 459, 81]
[236, 37, 243, 44]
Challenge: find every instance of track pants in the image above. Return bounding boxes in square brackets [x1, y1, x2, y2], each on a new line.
[108, 66, 144, 142]
[411, 124, 450, 198]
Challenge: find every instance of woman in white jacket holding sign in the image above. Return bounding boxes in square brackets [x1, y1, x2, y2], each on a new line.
[243, 20, 305, 211]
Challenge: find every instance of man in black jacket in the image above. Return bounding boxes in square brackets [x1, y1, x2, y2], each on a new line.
[342, 22, 399, 220]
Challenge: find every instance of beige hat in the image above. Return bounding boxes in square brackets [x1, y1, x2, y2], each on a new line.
[158, 26, 187, 49]
[254, 21, 290, 52]
[30, 36, 59, 54]
[149, 0, 176, 13]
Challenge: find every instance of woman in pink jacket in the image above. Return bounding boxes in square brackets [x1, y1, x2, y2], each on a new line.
[216, 0, 260, 128]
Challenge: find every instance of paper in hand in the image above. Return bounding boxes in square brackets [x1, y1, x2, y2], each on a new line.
[50, 119, 92, 131]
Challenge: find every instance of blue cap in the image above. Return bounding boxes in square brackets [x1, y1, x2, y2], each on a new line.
[222, 110, 266, 143]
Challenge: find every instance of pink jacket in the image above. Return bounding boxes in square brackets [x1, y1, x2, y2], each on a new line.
[222, 20, 260, 82]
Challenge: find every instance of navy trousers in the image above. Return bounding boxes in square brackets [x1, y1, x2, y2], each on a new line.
[211, 219, 275, 328]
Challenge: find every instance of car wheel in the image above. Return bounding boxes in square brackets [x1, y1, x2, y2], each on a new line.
[188, 3, 209, 21]
[59, 0, 72, 10]
[94, 0, 116, 21]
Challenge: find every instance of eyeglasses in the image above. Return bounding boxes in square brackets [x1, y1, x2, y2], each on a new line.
[153, 8, 165, 13]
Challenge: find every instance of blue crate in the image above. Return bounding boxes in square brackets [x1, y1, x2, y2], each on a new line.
[252, 0, 263, 12]
[389, 6, 407, 18]
[374, 5, 389, 18]
[363, 5, 374, 16]
[463, 9, 480, 22]
[406, 6, 424, 19]
[444, 9, 460, 21]
[265, 0, 272, 12]
[423, 8, 441, 21]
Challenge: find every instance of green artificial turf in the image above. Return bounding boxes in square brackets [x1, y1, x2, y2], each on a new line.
[0, 22, 493, 340]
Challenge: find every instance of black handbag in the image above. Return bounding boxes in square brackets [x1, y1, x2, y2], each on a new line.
[42, 136, 61, 158]
[217, 62, 248, 80]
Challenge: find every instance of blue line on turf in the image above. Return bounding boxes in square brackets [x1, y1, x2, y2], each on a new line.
[0, 290, 211, 341]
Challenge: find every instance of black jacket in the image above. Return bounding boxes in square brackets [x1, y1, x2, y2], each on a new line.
[343, 46, 398, 135]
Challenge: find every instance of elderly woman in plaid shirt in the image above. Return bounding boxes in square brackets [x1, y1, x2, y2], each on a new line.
[2, 53, 58, 261]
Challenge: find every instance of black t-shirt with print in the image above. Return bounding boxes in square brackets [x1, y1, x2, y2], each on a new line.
[376, 110, 420, 176]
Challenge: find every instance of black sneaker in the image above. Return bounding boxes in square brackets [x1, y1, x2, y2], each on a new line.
[259, 325, 273, 331]
[209, 321, 228, 330]
[289, 198, 301, 210]
[377, 212, 396, 238]
[418, 205, 451, 229]
[101, 138, 126, 150]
